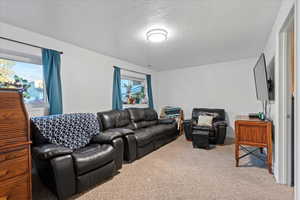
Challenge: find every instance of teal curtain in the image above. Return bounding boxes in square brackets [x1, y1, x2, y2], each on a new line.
[42, 49, 63, 115]
[112, 66, 123, 110]
[146, 74, 154, 109]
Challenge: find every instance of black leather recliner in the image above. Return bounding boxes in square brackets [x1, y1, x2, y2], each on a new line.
[97, 108, 179, 160]
[31, 114, 124, 200]
[97, 110, 137, 162]
[184, 108, 228, 144]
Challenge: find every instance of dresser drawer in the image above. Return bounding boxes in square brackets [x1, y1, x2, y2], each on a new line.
[0, 148, 28, 162]
[0, 174, 30, 200]
[0, 154, 29, 182]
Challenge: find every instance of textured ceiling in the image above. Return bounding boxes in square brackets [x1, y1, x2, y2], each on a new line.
[0, 0, 282, 71]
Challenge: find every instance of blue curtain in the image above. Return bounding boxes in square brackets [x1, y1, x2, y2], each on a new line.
[146, 74, 154, 109]
[112, 66, 123, 110]
[42, 49, 63, 115]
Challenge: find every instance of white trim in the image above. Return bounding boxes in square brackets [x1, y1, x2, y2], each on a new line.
[295, 1, 299, 199]
[276, 7, 294, 184]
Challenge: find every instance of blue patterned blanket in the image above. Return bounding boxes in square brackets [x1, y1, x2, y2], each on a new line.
[31, 113, 100, 150]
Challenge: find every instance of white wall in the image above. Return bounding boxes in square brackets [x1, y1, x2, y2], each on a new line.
[154, 58, 261, 137]
[264, 0, 295, 65]
[295, 2, 299, 199]
[0, 22, 154, 114]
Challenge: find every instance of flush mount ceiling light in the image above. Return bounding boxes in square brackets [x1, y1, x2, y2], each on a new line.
[146, 29, 168, 43]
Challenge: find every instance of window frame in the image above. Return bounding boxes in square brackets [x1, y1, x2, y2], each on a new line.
[0, 56, 48, 108]
[120, 74, 148, 108]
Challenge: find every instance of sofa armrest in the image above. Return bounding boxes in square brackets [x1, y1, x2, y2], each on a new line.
[50, 155, 76, 199]
[213, 121, 227, 145]
[92, 132, 124, 170]
[33, 144, 73, 160]
[91, 131, 123, 144]
[213, 120, 228, 127]
[159, 118, 176, 124]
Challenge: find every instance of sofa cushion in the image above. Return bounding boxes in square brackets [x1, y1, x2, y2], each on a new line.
[148, 124, 177, 139]
[144, 108, 158, 121]
[127, 108, 145, 122]
[192, 108, 225, 122]
[72, 144, 115, 175]
[127, 108, 159, 129]
[193, 125, 215, 132]
[132, 120, 157, 129]
[134, 128, 155, 147]
[97, 110, 130, 130]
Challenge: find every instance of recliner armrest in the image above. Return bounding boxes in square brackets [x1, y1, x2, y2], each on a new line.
[213, 121, 228, 127]
[159, 118, 176, 124]
[91, 131, 123, 144]
[33, 144, 73, 160]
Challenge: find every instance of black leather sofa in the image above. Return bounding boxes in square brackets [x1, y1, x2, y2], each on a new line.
[31, 113, 124, 200]
[97, 108, 179, 160]
[184, 108, 228, 144]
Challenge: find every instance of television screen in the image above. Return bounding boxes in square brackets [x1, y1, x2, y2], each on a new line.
[253, 54, 269, 101]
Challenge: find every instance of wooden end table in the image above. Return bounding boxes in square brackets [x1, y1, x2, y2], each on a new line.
[235, 116, 273, 174]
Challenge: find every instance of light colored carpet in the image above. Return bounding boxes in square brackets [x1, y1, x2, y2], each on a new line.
[33, 135, 293, 200]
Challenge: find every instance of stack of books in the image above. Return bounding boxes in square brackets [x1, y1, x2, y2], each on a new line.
[160, 106, 182, 118]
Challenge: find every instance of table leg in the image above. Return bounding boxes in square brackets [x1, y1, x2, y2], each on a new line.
[235, 143, 239, 167]
[260, 148, 263, 154]
[267, 146, 272, 174]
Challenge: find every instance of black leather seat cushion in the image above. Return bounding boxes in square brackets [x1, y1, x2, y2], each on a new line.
[72, 144, 115, 175]
[148, 124, 176, 138]
[134, 128, 155, 147]
[192, 125, 215, 131]
[193, 126, 216, 137]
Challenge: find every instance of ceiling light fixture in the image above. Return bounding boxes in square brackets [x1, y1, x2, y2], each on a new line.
[146, 29, 168, 43]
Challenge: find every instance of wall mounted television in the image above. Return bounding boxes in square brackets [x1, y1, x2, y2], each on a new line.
[253, 53, 270, 101]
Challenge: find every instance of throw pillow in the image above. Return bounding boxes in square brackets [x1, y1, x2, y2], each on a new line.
[197, 115, 214, 127]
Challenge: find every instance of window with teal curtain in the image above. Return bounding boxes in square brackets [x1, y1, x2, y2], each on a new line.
[112, 66, 123, 110]
[146, 74, 154, 109]
[42, 49, 63, 115]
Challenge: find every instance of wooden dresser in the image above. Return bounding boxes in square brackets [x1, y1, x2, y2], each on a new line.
[235, 116, 272, 174]
[0, 89, 32, 200]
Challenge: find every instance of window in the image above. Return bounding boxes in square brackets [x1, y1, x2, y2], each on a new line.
[121, 75, 148, 106]
[0, 58, 45, 105]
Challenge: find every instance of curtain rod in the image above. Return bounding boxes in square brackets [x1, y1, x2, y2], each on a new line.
[117, 66, 150, 76]
[0, 36, 63, 54]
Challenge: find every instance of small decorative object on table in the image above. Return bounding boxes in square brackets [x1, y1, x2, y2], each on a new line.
[160, 106, 184, 135]
[235, 116, 273, 174]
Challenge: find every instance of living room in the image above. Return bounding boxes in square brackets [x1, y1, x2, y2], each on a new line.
[0, 0, 299, 200]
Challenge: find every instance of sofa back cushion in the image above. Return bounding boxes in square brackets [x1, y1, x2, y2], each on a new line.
[31, 113, 100, 150]
[97, 110, 130, 130]
[192, 108, 225, 123]
[127, 108, 158, 129]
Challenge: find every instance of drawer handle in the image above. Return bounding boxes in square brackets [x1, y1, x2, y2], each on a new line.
[0, 196, 7, 200]
[0, 169, 8, 177]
